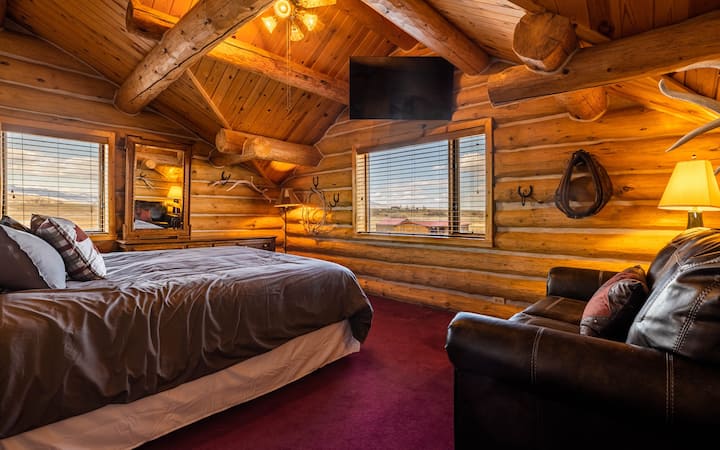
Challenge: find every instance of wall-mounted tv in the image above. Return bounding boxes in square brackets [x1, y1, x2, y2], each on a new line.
[349, 56, 455, 121]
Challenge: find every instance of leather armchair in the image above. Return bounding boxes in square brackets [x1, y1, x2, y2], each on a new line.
[446, 228, 720, 449]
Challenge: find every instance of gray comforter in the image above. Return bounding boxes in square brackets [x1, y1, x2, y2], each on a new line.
[0, 246, 372, 438]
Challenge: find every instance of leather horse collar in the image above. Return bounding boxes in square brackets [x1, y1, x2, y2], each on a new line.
[554, 149, 613, 219]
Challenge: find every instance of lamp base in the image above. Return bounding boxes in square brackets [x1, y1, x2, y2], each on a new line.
[687, 211, 704, 229]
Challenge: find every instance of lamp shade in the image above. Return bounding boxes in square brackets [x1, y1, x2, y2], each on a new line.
[166, 185, 183, 200]
[658, 159, 720, 212]
[275, 187, 301, 207]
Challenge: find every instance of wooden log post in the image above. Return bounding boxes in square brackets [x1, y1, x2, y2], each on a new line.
[488, 10, 720, 106]
[556, 87, 608, 122]
[512, 12, 608, 121]
[512, 12, 577, 72]
[115, 0, 273, 115]
[124, 1, 348, 105]
[211, 129, 323, 167]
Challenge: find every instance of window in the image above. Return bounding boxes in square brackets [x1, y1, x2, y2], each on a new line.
[355, 126, 491, 241]
[1, 129, 109, 232]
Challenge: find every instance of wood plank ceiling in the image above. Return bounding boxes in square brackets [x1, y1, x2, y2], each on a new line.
[5, 0, 720, 183]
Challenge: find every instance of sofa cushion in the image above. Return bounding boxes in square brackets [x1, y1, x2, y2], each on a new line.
[509, 312, 581, 334]
[580, 266, 649, 340]
[627, 228, 720, 364]
[518, 296, 587, 325]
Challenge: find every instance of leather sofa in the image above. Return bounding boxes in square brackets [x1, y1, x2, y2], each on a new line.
[445, 227, 720, 449]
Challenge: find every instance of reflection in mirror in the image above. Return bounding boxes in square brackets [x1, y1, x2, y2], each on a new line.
[123, 137, 190, 240]
[133, 145, 185, 230]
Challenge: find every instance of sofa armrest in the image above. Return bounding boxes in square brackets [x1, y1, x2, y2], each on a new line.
[546, 266, 617, 301]
[446, 312, 720, 425]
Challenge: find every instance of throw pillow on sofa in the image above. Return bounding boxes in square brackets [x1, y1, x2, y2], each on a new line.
[30, 214, 106, 281]
[580, 265, 649, 340]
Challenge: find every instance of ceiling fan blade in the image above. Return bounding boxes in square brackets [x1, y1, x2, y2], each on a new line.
[296, 0, 336, 8]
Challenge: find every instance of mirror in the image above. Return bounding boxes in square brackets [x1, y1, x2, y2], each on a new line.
[123, 137, 191, 240]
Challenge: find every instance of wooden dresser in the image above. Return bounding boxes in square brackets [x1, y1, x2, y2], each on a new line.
[117, 236, 276, 252]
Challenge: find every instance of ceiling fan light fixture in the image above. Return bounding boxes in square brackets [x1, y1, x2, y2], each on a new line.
[290, 22, 305, 42]
[262, 16, 278, 33]
[296, 0, 336, 8]
[274, 0, 293, 19]
[299, 12, 319, 31]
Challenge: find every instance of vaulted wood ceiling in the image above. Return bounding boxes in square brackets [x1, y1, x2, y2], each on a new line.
[5, 0, 720, 183]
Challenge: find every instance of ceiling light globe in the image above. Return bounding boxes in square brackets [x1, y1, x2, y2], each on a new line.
[274, 0, 292, 18]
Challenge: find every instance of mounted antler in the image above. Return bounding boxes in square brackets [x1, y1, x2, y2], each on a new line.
[658, 77, 720, 152]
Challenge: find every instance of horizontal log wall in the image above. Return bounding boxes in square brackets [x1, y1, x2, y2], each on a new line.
[0, 29, 277, 249]
[284, 69, 720, 317]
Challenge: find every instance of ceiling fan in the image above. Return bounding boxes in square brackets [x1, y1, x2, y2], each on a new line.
[262, 0, 336, 41]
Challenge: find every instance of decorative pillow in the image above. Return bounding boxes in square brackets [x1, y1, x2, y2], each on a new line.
[580, 265, 649, 341]
[30, 214, 106, 281]
[0, 215, 32, 233]
[0, 224, 66, 290]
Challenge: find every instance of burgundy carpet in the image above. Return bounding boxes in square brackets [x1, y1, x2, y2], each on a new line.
[141, 296, 456, 450]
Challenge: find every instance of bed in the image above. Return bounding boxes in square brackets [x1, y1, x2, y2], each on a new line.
[0, 244, 373, 449]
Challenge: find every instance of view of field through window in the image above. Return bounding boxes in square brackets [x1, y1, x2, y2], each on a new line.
[2, 131, 106, 232]
[360, 134, 486, 236]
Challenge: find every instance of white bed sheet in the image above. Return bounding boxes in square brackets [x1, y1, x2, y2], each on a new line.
[0, 320, 359, 450]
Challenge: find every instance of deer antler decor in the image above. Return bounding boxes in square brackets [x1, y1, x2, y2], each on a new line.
[658, 77, 720, 153]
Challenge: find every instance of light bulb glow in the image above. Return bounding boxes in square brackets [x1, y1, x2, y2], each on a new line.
[300, 12, 318, 31]
[290, 23, 305, 41]
[262, 16, 278, 33]
[274, 0, 292, 18]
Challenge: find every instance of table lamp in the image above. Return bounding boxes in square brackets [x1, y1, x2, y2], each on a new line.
[658, 158, 720, 228]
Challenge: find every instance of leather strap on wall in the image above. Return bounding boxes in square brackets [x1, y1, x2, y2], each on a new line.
[554, 149, 612, 219]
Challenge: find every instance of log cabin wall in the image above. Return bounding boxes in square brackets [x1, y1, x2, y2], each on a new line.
[283, 66, 720, 317]
[0, 28, 280, 250]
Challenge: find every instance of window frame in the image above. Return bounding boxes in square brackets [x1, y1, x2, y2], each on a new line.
[353, 118, 493, 248]
[0, 119, 116, 239]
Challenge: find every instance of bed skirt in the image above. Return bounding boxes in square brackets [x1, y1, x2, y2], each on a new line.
[0, 320, 360, 450]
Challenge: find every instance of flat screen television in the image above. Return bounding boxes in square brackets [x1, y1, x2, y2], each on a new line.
[349, 56, 455, 121]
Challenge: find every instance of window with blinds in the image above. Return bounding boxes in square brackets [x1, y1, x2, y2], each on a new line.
[355, 132, 488, 238]
[1, 131, 108, 232]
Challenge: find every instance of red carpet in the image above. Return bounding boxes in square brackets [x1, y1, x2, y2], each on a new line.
[141, 296, 456, 450]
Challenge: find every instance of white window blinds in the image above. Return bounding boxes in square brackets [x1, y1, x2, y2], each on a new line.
[2, 131, 107, 232]
[355, 133, 487, 237]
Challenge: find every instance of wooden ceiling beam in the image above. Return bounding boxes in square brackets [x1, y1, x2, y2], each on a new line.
[336, 0, 416, 50]
[488, 10, 720, 106]
[512, 12, 607, 122]
[211, 129, 323, 167]
[609, 76, 720, 126]
[358, 0, 490, 75]
[505, 0, 611, 45]
[126, 1, 348, 104]
[115, 0, 273, 115]
[209, 40, 348, 104]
